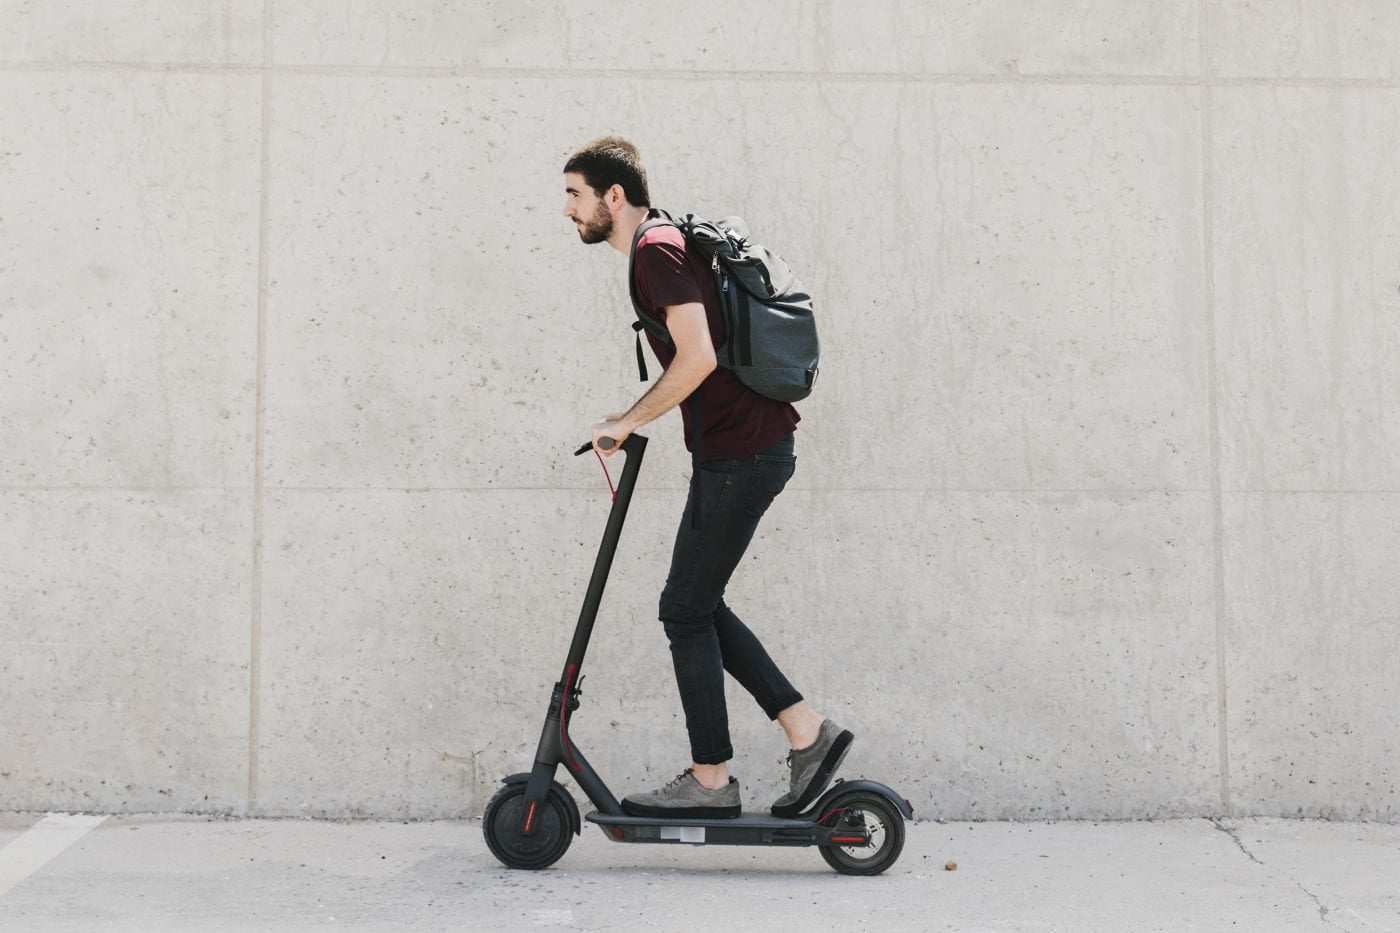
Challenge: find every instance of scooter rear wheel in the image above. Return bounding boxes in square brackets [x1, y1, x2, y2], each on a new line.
[818, 791, 906, 876]
[483, 782, 573, 870]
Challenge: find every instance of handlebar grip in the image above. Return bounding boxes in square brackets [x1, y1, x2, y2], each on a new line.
[573, 437, 617, 456]
[573, 433, 645, 458]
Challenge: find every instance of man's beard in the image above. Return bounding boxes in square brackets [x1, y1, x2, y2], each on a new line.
[576, 200, 613, 244]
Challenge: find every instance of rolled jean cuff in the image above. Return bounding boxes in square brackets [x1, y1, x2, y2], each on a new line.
[763, 690, 805, 722]
[692, 744, 734, 766]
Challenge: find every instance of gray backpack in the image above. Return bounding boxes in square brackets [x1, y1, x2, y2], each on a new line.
[627, 208, 820, 403]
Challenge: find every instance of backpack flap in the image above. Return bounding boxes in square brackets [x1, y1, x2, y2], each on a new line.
[694, 217, 819, 403]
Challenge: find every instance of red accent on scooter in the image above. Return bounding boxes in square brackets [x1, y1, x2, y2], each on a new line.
[524, 800, 537, 833]
[592, 449, 617, 500]
[830, 835, 867, 843]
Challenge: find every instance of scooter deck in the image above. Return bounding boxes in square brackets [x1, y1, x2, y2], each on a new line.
[585, 810, 870, 848]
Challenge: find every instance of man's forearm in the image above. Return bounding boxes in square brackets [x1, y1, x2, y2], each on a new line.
[620, 355, 714, 432]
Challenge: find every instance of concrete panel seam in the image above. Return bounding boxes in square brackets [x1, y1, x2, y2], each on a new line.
[247, 0, 273, 817]
[2, 60, 1400, 90]
[217, 485, 1222, 494]
[0, 485, 258, 492]
[1200, 0, 1214, 80]
[2, 485, 1395, 494]
[1199, 12, 1232, 814]
[814, 1, 832, 76]
[222, 0, 234, 65]
[252, 486, 1219, 495]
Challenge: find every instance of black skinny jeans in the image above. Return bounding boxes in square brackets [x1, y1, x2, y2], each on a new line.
[658, 432, 803, 765]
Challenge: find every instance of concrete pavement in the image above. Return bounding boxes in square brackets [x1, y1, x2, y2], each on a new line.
[1, 813, 1397, 931]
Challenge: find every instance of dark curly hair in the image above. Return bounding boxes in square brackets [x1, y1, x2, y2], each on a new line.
[563, 136, 650, 207]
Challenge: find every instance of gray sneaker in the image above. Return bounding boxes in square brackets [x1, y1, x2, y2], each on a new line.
[770, 720, 854, 816]
[622, 769, 742, 819]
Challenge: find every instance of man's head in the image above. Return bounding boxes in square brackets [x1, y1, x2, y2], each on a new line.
[562, 136, 650, 246]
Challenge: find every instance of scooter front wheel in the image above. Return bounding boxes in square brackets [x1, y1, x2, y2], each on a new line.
[818, 790, 906, 876]
[483, 782, 573, 870]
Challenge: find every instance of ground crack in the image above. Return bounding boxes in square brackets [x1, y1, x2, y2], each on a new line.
[1296, 882, 1335, 926]
[1211, 821, 1336, 925]
[1210, 819, 1263, 865]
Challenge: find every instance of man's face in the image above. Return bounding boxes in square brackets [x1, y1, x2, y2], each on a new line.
[563, 173, 613, 245]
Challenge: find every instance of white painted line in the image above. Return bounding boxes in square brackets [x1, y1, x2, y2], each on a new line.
[0, 813, 107, 898]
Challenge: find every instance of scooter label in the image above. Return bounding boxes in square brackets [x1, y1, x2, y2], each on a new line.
[659, 826, 706, 844]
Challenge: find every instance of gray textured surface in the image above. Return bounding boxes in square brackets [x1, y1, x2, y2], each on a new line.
[2, 3, 1398, 822]
[1, 814, 1398, 932]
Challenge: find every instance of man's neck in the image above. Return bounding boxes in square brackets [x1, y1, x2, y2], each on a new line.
[608, 204, 653, 255]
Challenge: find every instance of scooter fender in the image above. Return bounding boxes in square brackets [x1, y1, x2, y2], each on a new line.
[502, 772, 583, 836]
[804, 779, 915, 821]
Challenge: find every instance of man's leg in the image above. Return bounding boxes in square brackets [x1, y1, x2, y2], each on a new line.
[661, 435, 809, 767]
[625, 435, 834, 817]
[657, 457, 762, 776]
[712, 601, 803, 721]
[619, 458, 758, 817]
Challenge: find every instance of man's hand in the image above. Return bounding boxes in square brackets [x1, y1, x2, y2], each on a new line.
[589, 302, 715, 457]
[591, 412, 630, 456]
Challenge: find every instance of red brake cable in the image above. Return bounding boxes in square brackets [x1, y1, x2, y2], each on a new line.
[592, 448, 617, 500]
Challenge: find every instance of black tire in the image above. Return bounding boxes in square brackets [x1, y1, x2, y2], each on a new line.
[818, 791, 906, 876]
[482, 782, 574, 870]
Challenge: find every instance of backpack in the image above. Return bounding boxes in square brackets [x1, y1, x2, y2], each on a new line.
[627, 208, 819, 403]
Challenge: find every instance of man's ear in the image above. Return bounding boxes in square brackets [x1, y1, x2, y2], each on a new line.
[605, 183, 627, 209]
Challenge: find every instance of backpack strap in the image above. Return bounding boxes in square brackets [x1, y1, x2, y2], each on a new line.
[630, 321, 650, 382]
[628, 208, 706, 529]
[627, 209, 678, 383]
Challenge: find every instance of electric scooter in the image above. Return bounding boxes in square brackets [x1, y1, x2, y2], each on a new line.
[482, 433, 913, 875]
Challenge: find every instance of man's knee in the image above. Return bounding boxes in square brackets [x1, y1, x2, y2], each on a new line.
[659, 578, 710, 622]
[659, 590, 718, 638]
[662, 618, 711, 645]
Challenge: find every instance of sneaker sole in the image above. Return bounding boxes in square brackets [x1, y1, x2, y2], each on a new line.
[621, 800, 742, 819]
[770, 729, 853, 817]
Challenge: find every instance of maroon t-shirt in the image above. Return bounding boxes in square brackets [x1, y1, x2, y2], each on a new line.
[631, 224, 799, 460]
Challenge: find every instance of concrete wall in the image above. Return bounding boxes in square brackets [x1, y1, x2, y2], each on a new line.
[2, 2, 1397, 822]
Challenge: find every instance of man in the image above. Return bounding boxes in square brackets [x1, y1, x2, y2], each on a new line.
[562, 136, 852, 819]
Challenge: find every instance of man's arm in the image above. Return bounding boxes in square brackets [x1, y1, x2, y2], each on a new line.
[592, 302, 715, 454]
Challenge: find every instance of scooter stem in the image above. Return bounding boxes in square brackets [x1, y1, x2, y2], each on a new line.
[563, 433, 648, 676]
[518, 434, 648, 828]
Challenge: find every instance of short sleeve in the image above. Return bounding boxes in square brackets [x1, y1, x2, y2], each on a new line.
[633, 231, 704, 318]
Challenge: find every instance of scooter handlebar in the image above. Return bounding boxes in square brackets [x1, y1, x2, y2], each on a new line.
[572, 434, 643, 457]
[573, 436, 617, 457]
